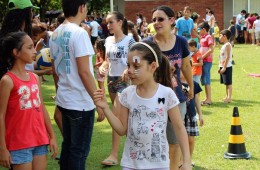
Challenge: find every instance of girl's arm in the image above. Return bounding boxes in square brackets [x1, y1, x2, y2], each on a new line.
[219, 44, 231, 74]
[98, 54, 109, 76]
[195, 92, 204, 126]
[35, 74, 58, 159]
[94, 54, 104, 67]
[0, 76, 13, 169]
[182, 57, 194, 99]
[168, 106, 191, 169]
[94, 89, 128, 135]
[192, 58, 203, 66]
[202, 44, 214, 59]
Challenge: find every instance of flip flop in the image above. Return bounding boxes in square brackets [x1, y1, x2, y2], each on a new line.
[101, 159, 118, 166]
[201, 101, 212, 106]
[223, 100, 231, 103]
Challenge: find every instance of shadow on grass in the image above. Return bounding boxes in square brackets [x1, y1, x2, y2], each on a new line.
[202, 99, 260, 109]
[194, 165, 219, 170]
[101, 165, 120, 169]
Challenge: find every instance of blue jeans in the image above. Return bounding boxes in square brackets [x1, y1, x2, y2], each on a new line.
[201, 62, 212, 85]
[58, 106, 95, 170]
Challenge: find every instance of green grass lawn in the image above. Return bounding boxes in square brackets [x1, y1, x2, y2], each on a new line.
[9, 44, 259, 170]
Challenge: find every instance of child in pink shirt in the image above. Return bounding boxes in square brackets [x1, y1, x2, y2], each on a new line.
[198, 22, 214, 105]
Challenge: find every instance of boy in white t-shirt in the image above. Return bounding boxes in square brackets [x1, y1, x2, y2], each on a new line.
[218, 29, 233, 103]
[49, 0, 104, 169]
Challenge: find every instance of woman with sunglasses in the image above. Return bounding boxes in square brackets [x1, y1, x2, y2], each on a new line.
[145, 5, 193, 170]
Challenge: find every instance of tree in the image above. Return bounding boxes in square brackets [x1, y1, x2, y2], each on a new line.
[0, 1, 8, 24]
[0, 0, 110, 25]
[31, 0, 52, 21]
[88, 0, 110, 15]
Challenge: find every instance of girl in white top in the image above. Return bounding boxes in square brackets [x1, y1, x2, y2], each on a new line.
[94, 40, 191, 170]
[219, 29, 233, 103]
[99, 11, 135, 166]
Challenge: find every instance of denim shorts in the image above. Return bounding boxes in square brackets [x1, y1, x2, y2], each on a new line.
[10, 145, 48, 164]
[193, 75, 201, 84]
[201, 62, 212, 85]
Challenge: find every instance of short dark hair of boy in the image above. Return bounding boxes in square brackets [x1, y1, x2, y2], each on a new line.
[241, 10, 247, 14]
[62, 0, 88, 18]
[198, 22, 210, 32]
[230, 19, 234, 25]
[188, 39, 197, 48]
[89, 15, 95, 20]
[220, 29, 231, 40]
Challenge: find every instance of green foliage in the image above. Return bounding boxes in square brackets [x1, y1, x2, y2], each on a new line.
[0, 1, 8, 23]
[88, 0, 110, 14]
[34, 44, 260, 170]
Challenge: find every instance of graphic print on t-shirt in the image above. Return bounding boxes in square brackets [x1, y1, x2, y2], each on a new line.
[109, 45, 128, 64]
[127, 104, 167, 162]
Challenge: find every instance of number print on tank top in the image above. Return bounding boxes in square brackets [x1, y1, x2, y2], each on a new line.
[31, 84, 41, 107]
[18, 84, 41, 110]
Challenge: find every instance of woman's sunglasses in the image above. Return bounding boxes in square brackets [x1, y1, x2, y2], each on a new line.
[152, 17, 171, 23]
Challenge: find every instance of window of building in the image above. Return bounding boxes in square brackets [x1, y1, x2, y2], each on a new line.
[233, 0, 260, 15]
[250, 0, 260, 14]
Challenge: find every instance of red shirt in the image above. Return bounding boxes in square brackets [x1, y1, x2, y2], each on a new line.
[199, 33, 213, 62]
[5, 72, 49, 151]
[248, 17, 256, 29]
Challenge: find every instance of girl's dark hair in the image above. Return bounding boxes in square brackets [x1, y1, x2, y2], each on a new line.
[32, 23, 47, 36]
[95, 39, 105, 60]
[127, 20, 140, 42]
[130, 40, 172, 88]
[152, 6, 175, 18]
[62, 0, 88, 17]
[109, 11, 128, 35]
[176, 11, 183, 19]
[198, 21, 210, 32]
[0, 32, 27, 79]
[0, 8, 33, 38]
[191, 12, 199, 22]
[209, 10, 214, 15]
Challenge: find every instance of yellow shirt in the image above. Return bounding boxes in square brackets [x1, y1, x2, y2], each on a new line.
[147, 23, 156, 35]
[214, 26, 220, 38]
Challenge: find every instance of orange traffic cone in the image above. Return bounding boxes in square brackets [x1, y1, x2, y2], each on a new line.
[224, 107, 251, 159]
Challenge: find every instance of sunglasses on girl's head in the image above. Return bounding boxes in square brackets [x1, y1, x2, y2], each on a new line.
[152, 17, 171, 23]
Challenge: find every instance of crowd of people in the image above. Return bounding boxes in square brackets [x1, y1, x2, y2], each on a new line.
[0, 0, 259, 170]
